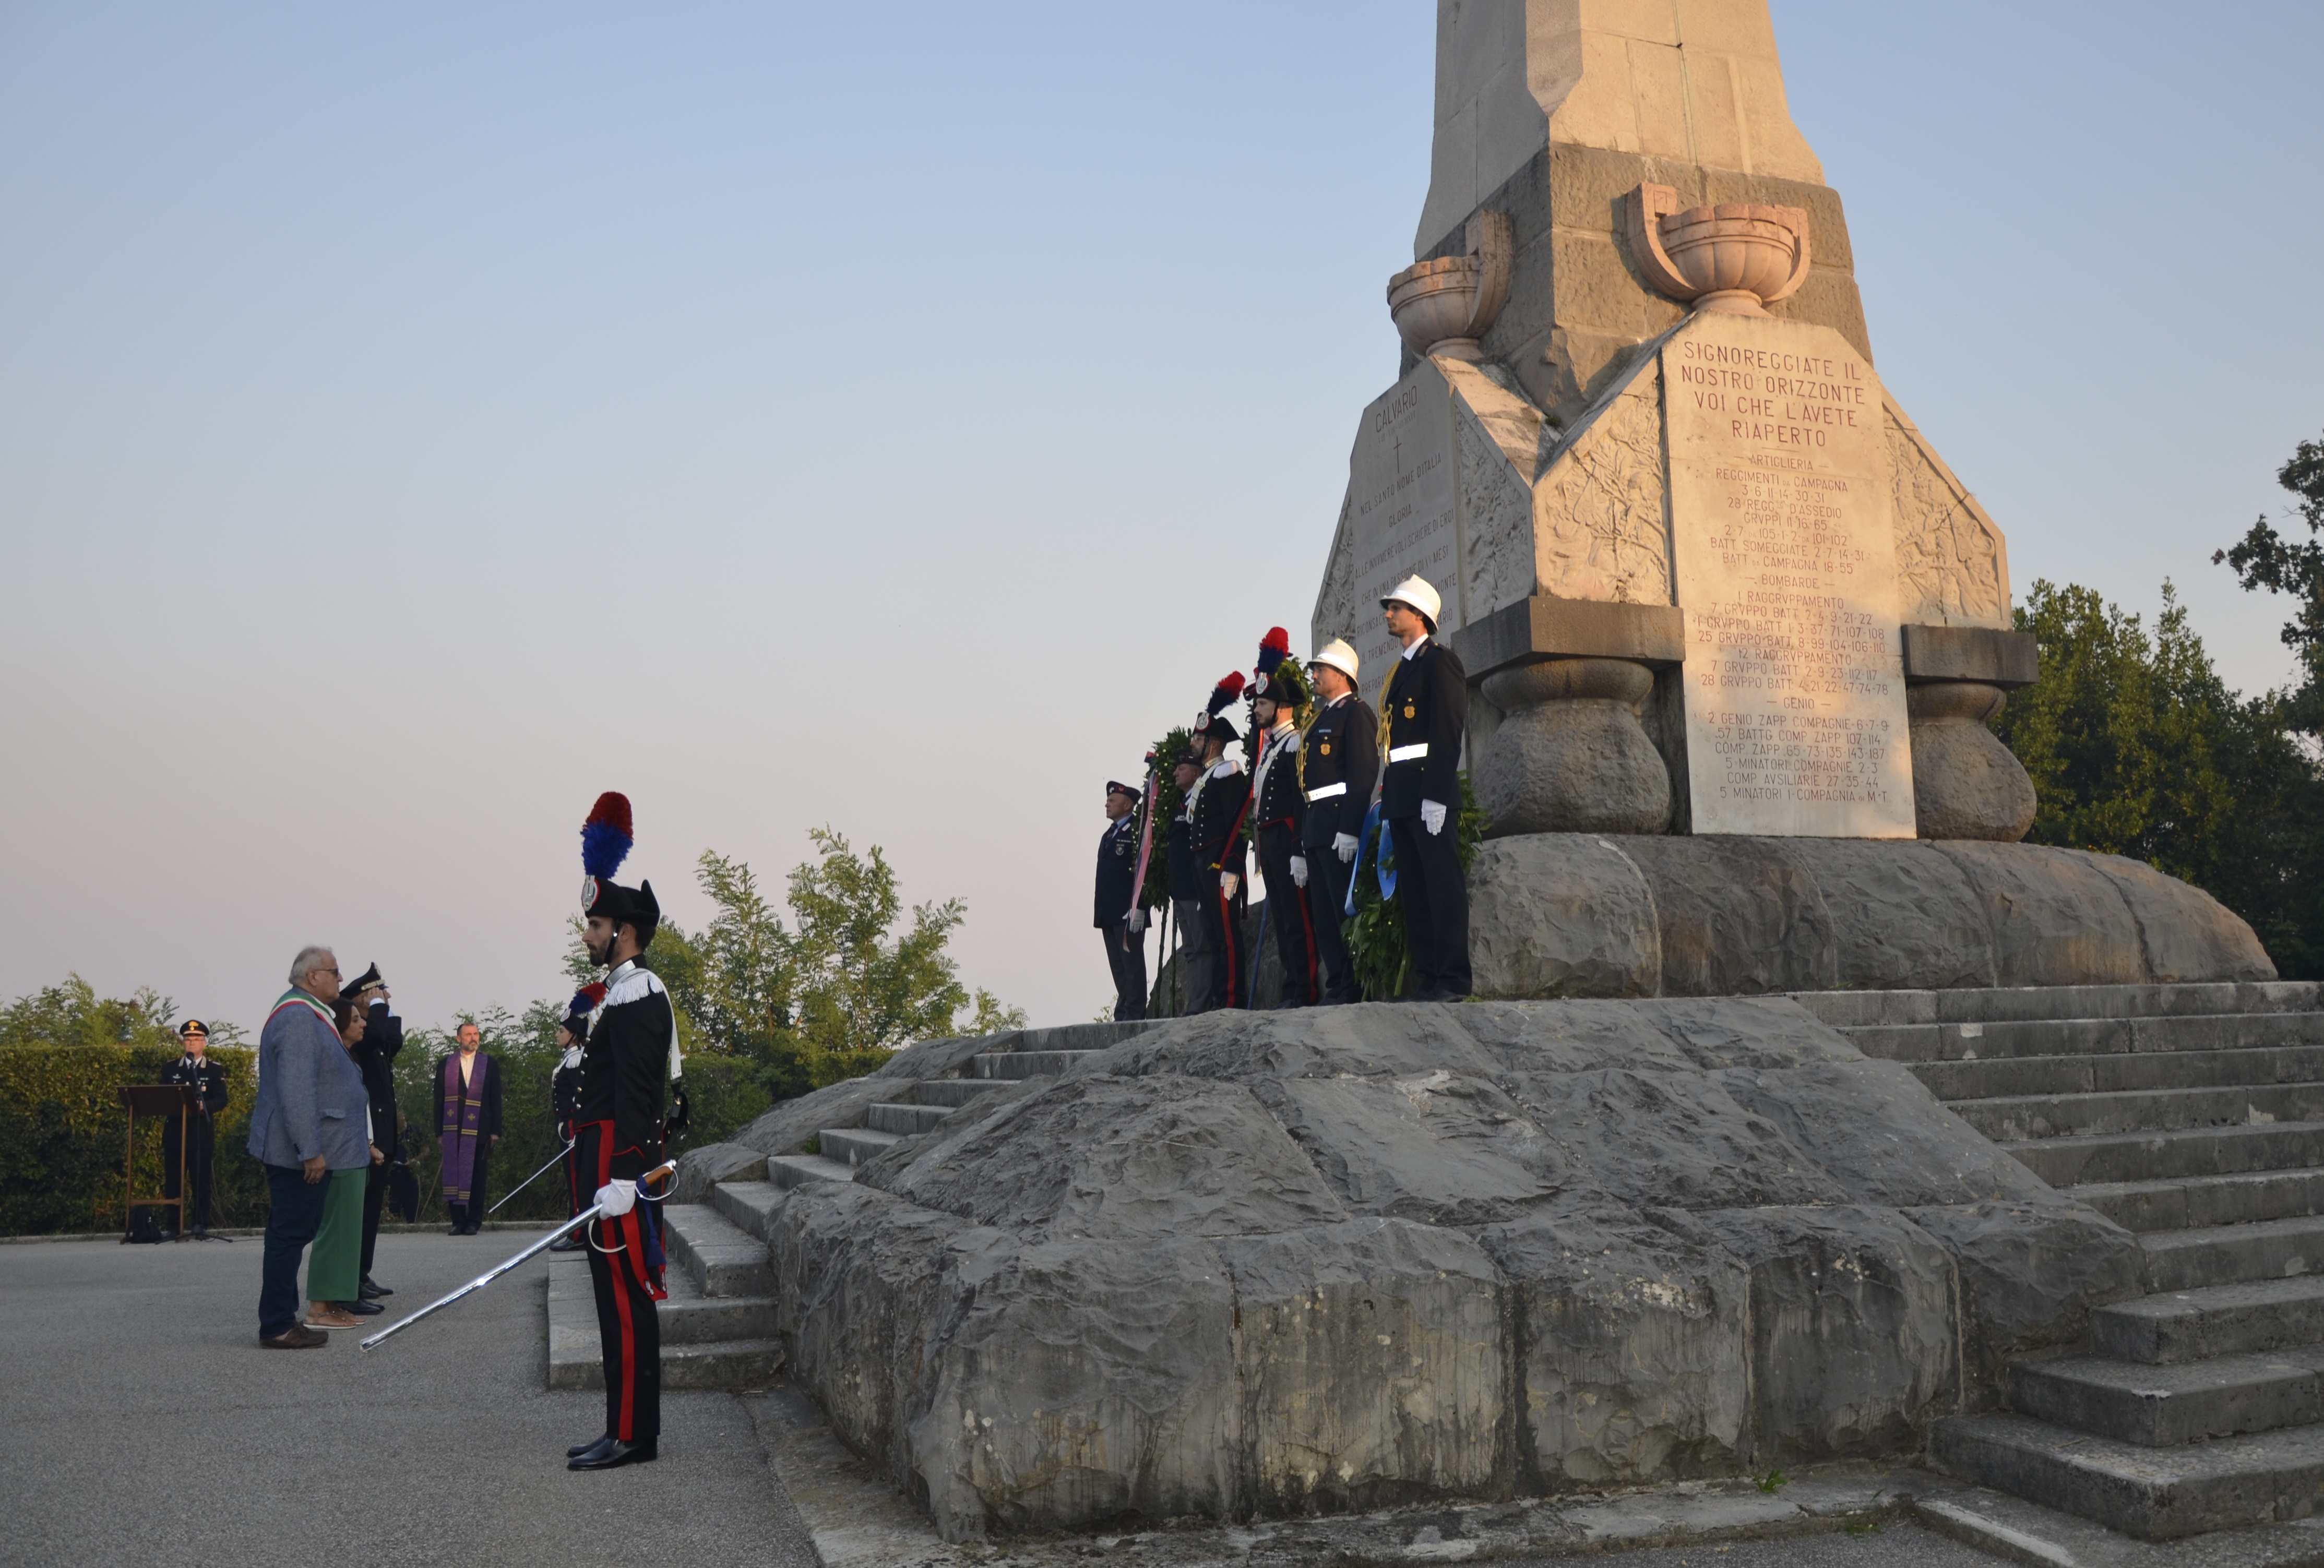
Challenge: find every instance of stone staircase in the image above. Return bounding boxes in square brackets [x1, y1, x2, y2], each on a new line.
[1798, 980, 2324, 1540]
[550, 1022, 1150, 1390]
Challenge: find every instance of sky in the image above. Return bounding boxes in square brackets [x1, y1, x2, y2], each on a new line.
[4, 2, 2320, 1037]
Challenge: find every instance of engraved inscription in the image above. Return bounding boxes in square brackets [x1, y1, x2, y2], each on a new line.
[1665, 318, 1915, 837]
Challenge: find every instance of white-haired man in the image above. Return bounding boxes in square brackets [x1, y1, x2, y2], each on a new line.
[246, 947, 369, 1348]
[1379, 576, 1472, 1001]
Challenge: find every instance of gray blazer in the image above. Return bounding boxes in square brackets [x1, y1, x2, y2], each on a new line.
[246, 991, 373, 1171]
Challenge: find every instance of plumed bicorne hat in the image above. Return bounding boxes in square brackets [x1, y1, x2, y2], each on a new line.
[580, 791, 659, 945]
[1196, 671, 1245, 731]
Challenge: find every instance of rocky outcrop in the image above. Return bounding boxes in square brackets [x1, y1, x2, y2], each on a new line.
[762, 998, 2142, 1540]
[1467, 834, 2275, 999]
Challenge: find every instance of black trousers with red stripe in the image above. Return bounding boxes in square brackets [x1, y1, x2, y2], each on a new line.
[576, 1121, 660, 1444]
[1256, 827, 1318, 1006]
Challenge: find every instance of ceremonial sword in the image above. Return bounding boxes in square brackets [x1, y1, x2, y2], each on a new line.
[360, 1158, 676, 1352]
[486, 1137, 576, 1216]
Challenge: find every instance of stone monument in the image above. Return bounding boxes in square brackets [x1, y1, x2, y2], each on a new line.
[1311, 0, 2032, 848]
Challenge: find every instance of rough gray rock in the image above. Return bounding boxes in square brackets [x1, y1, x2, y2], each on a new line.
[1468, 835, 1660, 999]
[2088, 851, 2277, 984]
[672, 1141, 765, 1203]
[1217, 1218, 1509, 1513]
[1618, 836, 1841, 995]
[1932, 841, 2148, 988]
[1778, 838, 1997, 990]
[770, 998, 2143, 1540]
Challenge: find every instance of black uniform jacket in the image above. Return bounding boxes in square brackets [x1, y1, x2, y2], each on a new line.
[1249, 727, 1306, 846]
[161, 1054, 231, 1116]
[552, 1050, 583, 1123]
[1379, 639, 1468, 819]
[578, 960, 672, 1178]
[1188, 762, 1251, 880]
[1298, 695, 1378, 849]
[1166, 794, 1200, 901]
[1094, 812, 1141, 928]
[353, 1001, 403, 1152]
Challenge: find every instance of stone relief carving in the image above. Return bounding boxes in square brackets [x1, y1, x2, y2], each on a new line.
[1309, 492, 1363, 651]
[1457, 397, 1539, 621]
[1530, 360, 1674, 605]
[1886, 399, 2009, 629]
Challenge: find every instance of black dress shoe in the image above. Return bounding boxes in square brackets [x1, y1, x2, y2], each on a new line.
[360, 1277, 391, 1299]
[569, 1437, 657, 1470]
[567, 1434, 610, 1458]
[336, 1298, 385, 1316]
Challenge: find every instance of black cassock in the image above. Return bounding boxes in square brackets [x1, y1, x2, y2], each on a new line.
[160, 1054, 230, 1232]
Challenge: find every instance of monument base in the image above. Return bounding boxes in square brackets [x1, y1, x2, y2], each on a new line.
[1468, 834, 2274, 1000]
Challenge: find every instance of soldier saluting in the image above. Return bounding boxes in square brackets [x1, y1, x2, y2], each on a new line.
[1298, 639, 1377, 1006]
[1378, 575, 1472, 1002]
[161, 1021, 230, 1238]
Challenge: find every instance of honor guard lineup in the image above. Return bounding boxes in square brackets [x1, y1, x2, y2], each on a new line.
[1094, 572, 1471, 1013]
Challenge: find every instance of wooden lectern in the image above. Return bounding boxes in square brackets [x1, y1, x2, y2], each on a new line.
[117, 1083, 196, 1242]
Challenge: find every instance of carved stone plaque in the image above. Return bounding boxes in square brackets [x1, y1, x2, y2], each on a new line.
[1342, 365, 1463, 680]
[1663, 314, 1915, 837]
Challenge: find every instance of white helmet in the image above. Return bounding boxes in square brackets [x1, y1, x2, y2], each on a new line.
[1380, 574, 1443, 627]
[1310, 639, 1360, 682]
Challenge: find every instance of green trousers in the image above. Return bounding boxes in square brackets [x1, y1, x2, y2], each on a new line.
[306, 1166, 367, 1303]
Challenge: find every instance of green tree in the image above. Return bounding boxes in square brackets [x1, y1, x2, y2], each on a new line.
[2216, 433, 2324, 734]
[0, 976, 208, 1049]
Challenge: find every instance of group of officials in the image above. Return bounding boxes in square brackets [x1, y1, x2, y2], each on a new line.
[1096, 573, 1474, 1016]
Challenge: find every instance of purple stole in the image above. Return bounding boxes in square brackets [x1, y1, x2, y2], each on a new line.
[440, 1054, 486, 1203]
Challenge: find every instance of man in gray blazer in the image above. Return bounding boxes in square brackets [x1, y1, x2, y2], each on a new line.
[248, 946, 369, 1347]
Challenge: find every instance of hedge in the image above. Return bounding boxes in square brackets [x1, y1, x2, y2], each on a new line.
[0, 1044, 769, 1236]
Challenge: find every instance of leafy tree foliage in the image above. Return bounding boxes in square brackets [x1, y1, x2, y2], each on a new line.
[0, 976, 245, 1049]
[2216, 434, 2324, 736]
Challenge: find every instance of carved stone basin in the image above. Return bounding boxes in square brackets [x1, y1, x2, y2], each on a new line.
[1385, 210, 1513, 360]
[1627, 184, 1811, 318]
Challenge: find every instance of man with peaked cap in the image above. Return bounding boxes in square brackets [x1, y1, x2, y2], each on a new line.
[1187, 711, 1253, 1010]
[1378, 575, 1472, 1001]
[1095, 780, 1149, 1021]
[341, 964, 403, 1297]
[160, 1020, 230, 1237]
[1246, 672, 1319, 1008]
[1165, 747, 1215, 1015]
[566, 791, 678, 1471]
[1300, 639, 1378, 1005]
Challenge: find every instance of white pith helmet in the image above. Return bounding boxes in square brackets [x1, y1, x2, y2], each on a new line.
[1310, 639, 1360, 682]
[1380, 574, 1443, 627]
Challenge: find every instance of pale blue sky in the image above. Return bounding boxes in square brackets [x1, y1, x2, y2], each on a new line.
[4, 2, 2319, 1033]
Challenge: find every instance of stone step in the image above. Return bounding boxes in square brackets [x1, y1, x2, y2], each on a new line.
[545, 1255, 782, 1390]
[1842, 1011, 2324, 1066]
[2095, 1277, 2324, 1365]
[660, 1202, 773, 1298]
[1015, 1019, 1161, 1053]
[2009, 1348, 2324, 1447]
[1930, 1409, 2324, 1539]
[554, 1334, 785, 1392]
[1793, 982, 2324, 1030]
[866, 1102, 949, 1135]
[913, 1078, 999, 1109]
[1913, 1044, 2324, 1103]
[2001, 1121, 2324, 1189]
[1950, 1083, 2324, 1144]
[820, 1127, 904, 1165]
[2076, 1169, 2324, 1234]
[709, 1179, 786, 1243]
[767, 1154, 855, 1189]
[972, 1049, 1099, 1080]
[2141, 1215, 2324, 1294]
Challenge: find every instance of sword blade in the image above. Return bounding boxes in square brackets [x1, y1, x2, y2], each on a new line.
[361, 1158, 675, 1352]
[486, 1139, 574, 1215]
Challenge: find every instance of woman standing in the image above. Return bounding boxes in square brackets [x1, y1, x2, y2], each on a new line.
[306, 998, 386, 1327]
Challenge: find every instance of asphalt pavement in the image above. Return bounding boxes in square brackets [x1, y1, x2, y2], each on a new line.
[0, 1230, 823, 1568]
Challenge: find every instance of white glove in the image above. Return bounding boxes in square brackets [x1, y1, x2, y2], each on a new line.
[594, 1179, 637, 1218]
[1334, 832, 1358, 863]
[1220, 872, 1240, 900]
[1126, 908, 1147, 933]
[1421, 799, 1448, 835]
[1289, 856, 1308, 888]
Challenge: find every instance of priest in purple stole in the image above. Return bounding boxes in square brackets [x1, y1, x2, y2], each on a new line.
[436, 1022, 503, 1235]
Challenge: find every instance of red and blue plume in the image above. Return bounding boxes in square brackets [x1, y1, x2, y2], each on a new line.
[581, 792, 634, 880]
[567, 982, 607, 1021]
[1207, 672, 1245, 720]
[1254, 626, 1290, 677]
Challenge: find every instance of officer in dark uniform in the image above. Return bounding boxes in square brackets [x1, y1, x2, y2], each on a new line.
[1163, 747, 1212, 1014]
[342, 965, 402, 1298]
[546, 995, 594, 1253]
[1187, 714, 1252, 1010]
[1095, 780, 1149, 1021]
[1246, 673, 1318, 1008]
[1378, 574, 1472, 1001]
[161, 1021, 230, 1237]
[567, 791, 681, 1472]
[1298, 638, 1378, 1005]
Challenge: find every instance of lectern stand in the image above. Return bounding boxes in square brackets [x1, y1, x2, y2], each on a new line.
[118, 1083, 196, 1243]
